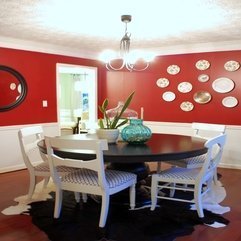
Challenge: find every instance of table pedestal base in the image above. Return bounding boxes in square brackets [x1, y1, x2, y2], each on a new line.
[107, 162, 151, 207]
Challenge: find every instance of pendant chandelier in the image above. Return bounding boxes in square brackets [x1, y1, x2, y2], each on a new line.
[99, 15, 155, 72]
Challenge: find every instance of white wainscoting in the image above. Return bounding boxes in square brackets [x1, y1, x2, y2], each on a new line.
[0, 121, 240, 173]
[0, 123, 60, 173]
[145, 121, 241, 170]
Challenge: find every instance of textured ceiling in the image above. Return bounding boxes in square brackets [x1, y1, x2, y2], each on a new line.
[1, 0, 241, 58]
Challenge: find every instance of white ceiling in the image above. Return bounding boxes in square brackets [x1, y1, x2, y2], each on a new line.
[1, 0, 241, 59]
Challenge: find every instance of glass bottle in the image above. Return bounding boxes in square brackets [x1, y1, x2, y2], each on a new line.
[121, 119, 152, 144]
[73, 117, 81, 134]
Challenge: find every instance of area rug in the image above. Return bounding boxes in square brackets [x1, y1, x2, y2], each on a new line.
[2, 180, 230, 241]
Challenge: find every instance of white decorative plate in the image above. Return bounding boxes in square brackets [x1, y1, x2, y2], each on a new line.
[198, 74, 209, 82]
[224, 60, 240, 72]
[162, 91, 176, 102]
[212, 77, 235, 93]
[178, 82, 192, 93]
[222, 96, 238, 108]
[195, 60, 210, 70]
[156, 78, 169, 88]
[180, 101, 194, 112]
[193, 91, 212, 104]
[167, 65, 180, 75]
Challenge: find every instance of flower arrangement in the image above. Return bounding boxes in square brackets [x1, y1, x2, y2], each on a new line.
[98, 91, 135, 129]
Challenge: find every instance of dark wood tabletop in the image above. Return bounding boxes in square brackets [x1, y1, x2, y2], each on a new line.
[38, 133, 207, 163]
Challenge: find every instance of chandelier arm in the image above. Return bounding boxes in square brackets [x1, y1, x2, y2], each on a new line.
[127, 62, 150, 72]
[106, 59, 126, 71]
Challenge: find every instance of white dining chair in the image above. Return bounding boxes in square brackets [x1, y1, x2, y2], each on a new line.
[18, 125, 51, 199]
[45, 137, 137, 228]
[162, 122, 226, 184]
[18, 126, 78, 200]
[151, 133, 227, 218]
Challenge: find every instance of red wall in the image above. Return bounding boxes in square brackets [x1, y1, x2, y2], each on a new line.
[0, 47, 241, 126]
[103, 51, 241, 125]
[0, 47, 106, 126]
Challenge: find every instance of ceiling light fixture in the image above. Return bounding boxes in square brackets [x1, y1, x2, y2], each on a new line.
[99, 15, 155, 72]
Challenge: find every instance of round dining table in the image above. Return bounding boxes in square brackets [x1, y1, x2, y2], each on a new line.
[38, 133, 207, 162]
[38, 133, 207, 206]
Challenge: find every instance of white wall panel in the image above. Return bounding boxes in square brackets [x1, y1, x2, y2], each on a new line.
[0, 121, 240, 173]
[0, 123, 59, 173]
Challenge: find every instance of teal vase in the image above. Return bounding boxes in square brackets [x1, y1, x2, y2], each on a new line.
[121, 119, 152, 144]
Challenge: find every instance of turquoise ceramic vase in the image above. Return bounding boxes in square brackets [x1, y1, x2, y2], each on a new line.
[121, 119, 152, 144]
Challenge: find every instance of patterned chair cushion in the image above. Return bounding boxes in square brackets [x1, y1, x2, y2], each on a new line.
[34, 162, 77, 173]
[62, 169, 136, 189]
[167, 154, 207, 169]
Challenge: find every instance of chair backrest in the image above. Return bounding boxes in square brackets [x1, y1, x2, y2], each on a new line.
[192, 122, 226, 139]
[18, 125, 46, 170]
[199, 133, 227, 180]
[45, 137, 109, 188]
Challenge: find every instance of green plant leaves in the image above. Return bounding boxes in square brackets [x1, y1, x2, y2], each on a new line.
[98, 91, 135, 129]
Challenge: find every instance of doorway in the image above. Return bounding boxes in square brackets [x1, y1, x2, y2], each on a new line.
[56, 63, 98, 131]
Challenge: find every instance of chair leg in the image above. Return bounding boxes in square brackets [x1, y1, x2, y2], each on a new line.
[54, 188, 63, 218]
[213, 168, 218, 185]
[74, 192, 80, 203]
[43, 176, 50, 188]
[151, 175, 158, 211]
[99, 194, 110, 228]
[194, 184, 204, 218]
[157, 162, 161, 173]
[82, 193, 88, 203]
[28, 174, 37, 199]
[129, 184, 136, 210]
[169, 183, 175, 197]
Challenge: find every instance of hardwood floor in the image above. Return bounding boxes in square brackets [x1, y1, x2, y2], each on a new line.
[0, 167, 241, 241]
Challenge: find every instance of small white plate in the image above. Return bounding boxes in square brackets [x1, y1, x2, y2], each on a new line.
[167, 65, 180, 75]
[224, 60, 240, 72]
[156, 78, 169, 88]
[222, 96, 238, 108]
[198, 74, 209, 82]
[212, 77, 235, 93]
[162, 91, 176, 102]
[195, 60, 210, 70]
[180, 101, 194, 112]
[178, 82, 192, 93]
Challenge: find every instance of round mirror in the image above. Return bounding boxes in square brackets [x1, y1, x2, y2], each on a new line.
[0, 65, 27, 111]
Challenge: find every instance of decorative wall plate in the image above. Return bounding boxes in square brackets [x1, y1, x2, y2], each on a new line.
[195, 59, 210, 70]
[212, 77, 235, 93]
[162, 91, 176, 102]
[193, 91, 212, 104]
[156, 78, 169, 88]
[224, 60, 240, 72]
[180, 101, 194, 111]
[198, 74, 209, 82]
[167, 65, 180, 75]
[222, 96, 238, 108]
[178, 82, 192, 93]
